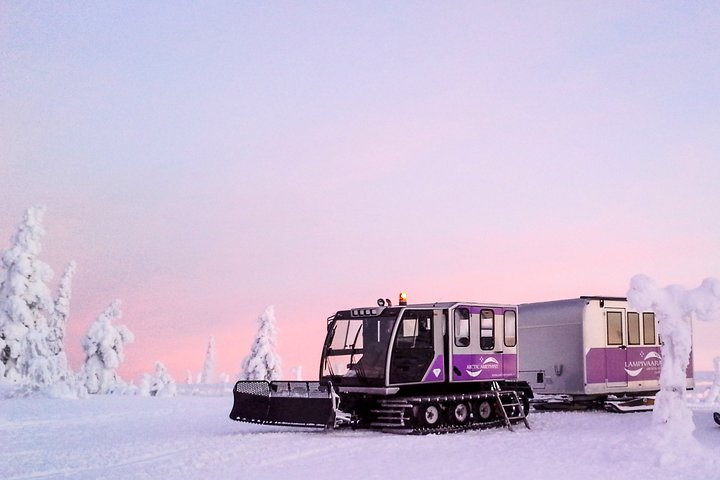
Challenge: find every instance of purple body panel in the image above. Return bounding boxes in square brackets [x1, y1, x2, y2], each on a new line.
[451, 353, 517, 381]
[421, 355, 446, 383]
[586, 347, 695, 384]
[586, 347, 662, 383]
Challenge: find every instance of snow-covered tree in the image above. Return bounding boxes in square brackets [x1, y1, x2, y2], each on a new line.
[198, 336, 215, 384]
[78, 300, 134, 394]
[0, 206, 58, 385]
[139, 361, 176, 397]
[46, 261, 76, 381]
[239, 305, 281, 381]
[628, 275, 720, 463]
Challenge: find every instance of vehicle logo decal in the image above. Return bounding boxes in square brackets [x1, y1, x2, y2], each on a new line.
[624, 351, 662, 377]
[465, 356, 500, 377]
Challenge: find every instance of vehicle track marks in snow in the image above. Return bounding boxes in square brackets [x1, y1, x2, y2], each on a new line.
[248, 444, 337, 469]
[5, 448, 192, 480]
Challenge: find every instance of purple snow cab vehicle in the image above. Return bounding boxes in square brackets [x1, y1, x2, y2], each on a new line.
[518, 296, 694, 412]
[231, 294, 532, 433]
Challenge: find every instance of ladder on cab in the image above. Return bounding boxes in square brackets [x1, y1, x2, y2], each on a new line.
[492, 382, 530, 431]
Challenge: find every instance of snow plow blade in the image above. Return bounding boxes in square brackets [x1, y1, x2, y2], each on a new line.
[230, 381, 335, 428]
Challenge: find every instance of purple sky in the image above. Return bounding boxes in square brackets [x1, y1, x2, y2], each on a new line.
[1, 2, 719, 381]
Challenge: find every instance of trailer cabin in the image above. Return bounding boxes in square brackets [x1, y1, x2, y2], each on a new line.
[518, 296, 694, 403]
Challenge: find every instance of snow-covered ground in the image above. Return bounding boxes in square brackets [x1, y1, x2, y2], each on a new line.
[2, 385, 719, 480]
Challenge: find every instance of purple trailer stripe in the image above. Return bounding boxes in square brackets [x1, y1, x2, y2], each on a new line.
[586, 347, 662, 383]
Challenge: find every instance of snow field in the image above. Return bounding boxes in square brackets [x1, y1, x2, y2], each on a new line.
[2, 394, 718, 480]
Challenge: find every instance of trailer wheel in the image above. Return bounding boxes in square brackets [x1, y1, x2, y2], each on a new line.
[475, 400, 495, 422]
[450, 402, 470, 425]
[418, 403, 443, 427]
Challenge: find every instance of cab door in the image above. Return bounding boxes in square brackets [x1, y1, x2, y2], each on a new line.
[388, 309, 435, 384]
[449, 306, 503, 381]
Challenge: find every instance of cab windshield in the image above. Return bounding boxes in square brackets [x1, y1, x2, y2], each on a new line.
[321, 310, 398, 387]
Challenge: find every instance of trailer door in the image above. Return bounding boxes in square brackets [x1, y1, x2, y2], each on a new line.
[605, 309, 629, 387]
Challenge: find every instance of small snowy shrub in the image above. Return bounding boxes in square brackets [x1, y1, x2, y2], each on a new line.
[78, 300, 134, 394]
[139, 361, 176, 397]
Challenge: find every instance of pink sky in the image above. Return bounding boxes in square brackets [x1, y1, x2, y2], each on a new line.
[1, 2, 719, 381]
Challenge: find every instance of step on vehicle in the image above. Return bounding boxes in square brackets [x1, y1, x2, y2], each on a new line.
[230, 293, 533, 434]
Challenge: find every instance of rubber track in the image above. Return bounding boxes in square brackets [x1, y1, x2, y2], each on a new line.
[369, 391, 527, 435]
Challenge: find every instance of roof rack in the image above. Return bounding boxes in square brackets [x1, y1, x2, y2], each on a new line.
[579, 295, 627, 302]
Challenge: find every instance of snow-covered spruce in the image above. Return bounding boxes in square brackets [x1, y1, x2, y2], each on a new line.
[0, 205, 60, 386]
[198, 336, 216, 384]
[139, 361, 176, 397]
[78, 300, 134, 394]
[46, 261, 77, 382]
[239, 305, 281, 381]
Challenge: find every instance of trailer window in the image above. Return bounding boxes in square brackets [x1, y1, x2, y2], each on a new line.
[454, 308, 470, 347]
[606, 311, 623, 345]
[643, 312, 656, 345]
[627, 312, 640, 345]
[503, 310, 517, 347]
[480, 309, 495, 350]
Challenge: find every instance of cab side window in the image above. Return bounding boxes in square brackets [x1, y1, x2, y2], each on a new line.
[504, 310, 517, 347]
[395, 310, 433, 349]
[480, 309, 495, 350]
[454, 308, 470, 347]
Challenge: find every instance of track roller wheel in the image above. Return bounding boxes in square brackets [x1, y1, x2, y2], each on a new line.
[474, 399, 496, 423]
[450, 402, 471, 425]
[417, 403, 443, 428]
